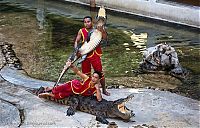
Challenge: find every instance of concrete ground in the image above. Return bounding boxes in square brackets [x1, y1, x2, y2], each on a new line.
[0, 66, 199, 128]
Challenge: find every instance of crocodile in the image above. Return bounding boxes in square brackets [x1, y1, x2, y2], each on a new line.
[139, 43, 189, 79]
[30, 87, 134, 124]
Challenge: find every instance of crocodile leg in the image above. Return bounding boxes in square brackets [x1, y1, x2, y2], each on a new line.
[66, 97, 79, 116]
[96, 115, 109, 124]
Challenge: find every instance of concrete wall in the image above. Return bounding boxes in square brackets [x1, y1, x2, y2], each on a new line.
[64, 0, 200, 28]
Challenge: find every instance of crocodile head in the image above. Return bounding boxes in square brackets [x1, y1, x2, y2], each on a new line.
[109, 93, 134, 120]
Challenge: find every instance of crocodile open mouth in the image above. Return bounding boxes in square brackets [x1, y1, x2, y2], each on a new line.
[118, 102, 128, 114]
[114, 94, 134, 120]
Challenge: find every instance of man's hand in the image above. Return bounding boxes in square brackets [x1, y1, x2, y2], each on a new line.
[65, 61, 72, 69]
[76, 51, 82, 58]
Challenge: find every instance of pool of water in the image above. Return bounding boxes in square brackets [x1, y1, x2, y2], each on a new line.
[0, 0, 199, 100]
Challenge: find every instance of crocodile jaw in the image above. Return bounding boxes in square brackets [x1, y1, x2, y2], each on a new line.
[117, 102, 134, 120]
[111, 94, 134, 120]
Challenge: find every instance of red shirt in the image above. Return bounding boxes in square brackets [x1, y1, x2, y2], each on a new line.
[71, 77, 97, 96]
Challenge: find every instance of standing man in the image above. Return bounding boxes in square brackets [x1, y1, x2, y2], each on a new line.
[74, 16, 110, 96]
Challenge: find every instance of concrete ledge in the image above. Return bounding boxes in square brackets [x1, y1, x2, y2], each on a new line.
[0, 66, 54, 89]
[63, 0, 200, 28]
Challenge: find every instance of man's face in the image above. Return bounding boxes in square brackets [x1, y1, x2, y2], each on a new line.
[91, 73, 100, 84]
[84, 18, 92, 29]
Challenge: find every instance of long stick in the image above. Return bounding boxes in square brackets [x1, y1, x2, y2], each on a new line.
[53, 58, 79, 87]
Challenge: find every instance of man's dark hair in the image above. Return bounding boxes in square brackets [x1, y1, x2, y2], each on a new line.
[93, 71, 102, 79]
[83, 16, 92, 21]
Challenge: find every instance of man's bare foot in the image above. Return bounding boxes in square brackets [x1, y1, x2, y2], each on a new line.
[38, 93, 54, 98]
[103, 90, 110, 96]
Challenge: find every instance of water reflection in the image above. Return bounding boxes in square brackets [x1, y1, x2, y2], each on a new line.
[36, 0, 45, 29]
[130, 32, 147, 52]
